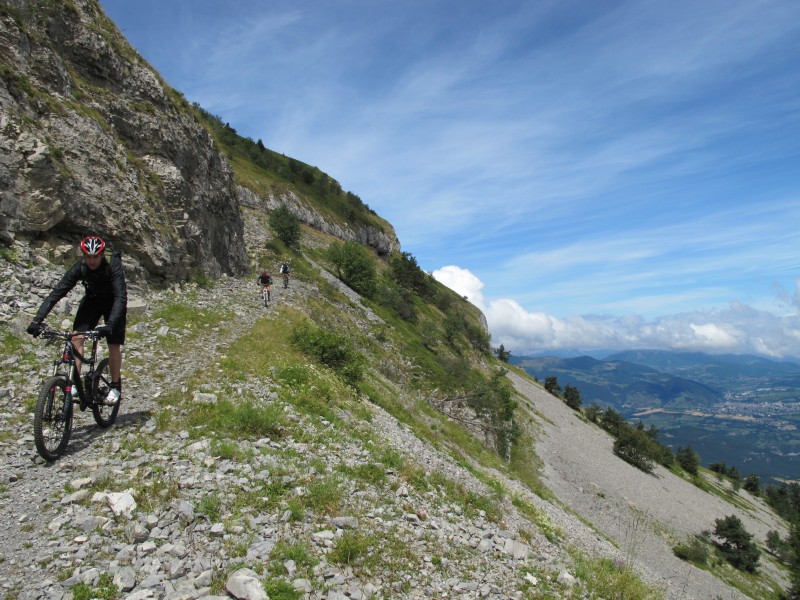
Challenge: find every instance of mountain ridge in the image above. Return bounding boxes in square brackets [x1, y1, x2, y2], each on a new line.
[0, 1, 794, 598]
[513, 352, 800, 484]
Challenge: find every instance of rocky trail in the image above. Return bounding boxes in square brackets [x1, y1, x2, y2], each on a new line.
[0, 249, 591, 600]
[0, 242, 790, 600]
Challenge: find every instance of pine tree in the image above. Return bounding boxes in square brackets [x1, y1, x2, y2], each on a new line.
[714, 515, 760, 573]
[676, 445, 700, 475]
[563, 384, 582, 410]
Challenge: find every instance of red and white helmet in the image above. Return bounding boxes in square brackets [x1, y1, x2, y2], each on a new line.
[80, 236, 106, 256]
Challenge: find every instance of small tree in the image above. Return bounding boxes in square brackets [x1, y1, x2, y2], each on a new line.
[464, 369, 519, 461]
[389, 251, 430, 296]
[563, 384, 582, 410]
[613, 427, 655, 474]
[584, 402, 602, 423]
[676, 445, 700, 476]
[713, 514, 760, 573]
[326, 241, 376, 296]
[766, 530, 791, 563]
[544, 376, 562, 396]
[496, 344, 511, 363]
[743, 474, 761, 495]
[269, 204, 301, 247]
[600, 406, 625, 437]
[443, 313, 463, 345]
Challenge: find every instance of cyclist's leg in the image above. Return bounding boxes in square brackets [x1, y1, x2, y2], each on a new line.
[73, 297, 102, 374]
[103, 303, 126, 404]
[108, 344, 122, 382]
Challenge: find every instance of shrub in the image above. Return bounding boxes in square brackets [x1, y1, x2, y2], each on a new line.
[673, 537, 709, 565]
[269, 204, 301, 247]
[377, 284, 416, 321]
[289, 321, 364, 386]
[613, 427, 655, 474]
[326, 241, 376, 296]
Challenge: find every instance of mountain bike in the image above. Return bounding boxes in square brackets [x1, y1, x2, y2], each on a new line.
[282, 272, 289, 289]
[261, 285, 270, 307]
[32, 325, 119, 460]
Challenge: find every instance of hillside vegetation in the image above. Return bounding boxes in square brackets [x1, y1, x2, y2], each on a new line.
[1, 133, 795, 598]
[0, 1, 796, 597]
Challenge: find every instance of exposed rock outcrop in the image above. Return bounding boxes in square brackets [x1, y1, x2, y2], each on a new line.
[0, 0, 248, 282]
[237, 185, 400, 256]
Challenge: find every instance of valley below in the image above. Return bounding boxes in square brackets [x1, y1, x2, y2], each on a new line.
[514, 353, 800, 484]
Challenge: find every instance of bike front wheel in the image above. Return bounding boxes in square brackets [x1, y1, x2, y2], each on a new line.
[91, 358, 119, 428]
[33, 376, 73, 461]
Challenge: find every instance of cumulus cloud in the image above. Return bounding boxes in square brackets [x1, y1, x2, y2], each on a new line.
[431, 265, 486, 307]
[433, 266, 800, 360]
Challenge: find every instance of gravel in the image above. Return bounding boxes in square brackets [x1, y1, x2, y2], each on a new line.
[509, 371, 790, 599]
[0, 237, 790, 599]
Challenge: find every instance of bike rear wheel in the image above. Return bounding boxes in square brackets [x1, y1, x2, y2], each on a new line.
[33, 376, 73, 460]
[91, 357, 120, 427]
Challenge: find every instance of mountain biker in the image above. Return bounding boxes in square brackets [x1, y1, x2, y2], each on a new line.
[257, 269, 272, 301]
[26, 236, 128, 405]
[279, 261, 290, 287]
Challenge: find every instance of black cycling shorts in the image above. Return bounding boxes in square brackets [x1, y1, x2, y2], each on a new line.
[73, 295, 127, 345]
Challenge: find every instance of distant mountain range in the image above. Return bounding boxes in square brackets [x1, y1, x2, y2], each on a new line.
[512, 351, 800, 483]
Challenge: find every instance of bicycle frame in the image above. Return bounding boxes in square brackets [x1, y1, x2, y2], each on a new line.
[50, 331, 100, 408]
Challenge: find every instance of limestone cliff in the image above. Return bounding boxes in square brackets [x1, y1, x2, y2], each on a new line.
[237, 185, 399, 257]
[0, 0, 402, 284]
[0, 0, 249, 282]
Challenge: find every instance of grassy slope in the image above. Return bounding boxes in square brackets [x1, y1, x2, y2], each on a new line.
[189, 118, 790, 598]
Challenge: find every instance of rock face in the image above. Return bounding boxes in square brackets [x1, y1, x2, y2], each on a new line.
[0, 0, 248, 282]
[237, 185, 400, 256]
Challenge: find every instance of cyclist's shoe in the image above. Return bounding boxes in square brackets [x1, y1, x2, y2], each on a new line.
[104, 386, 121, 406]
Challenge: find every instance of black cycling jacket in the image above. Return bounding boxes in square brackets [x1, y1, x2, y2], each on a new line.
[34, 255, 128, 328]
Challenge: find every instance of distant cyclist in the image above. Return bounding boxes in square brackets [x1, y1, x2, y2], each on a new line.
[26, 236, 127, 405]
[257, 269, 272, 302]
[279, 261, 290, 288]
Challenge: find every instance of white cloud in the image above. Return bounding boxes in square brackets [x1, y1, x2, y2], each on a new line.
[435, 266, 800, 360]
[686, 323, 740, 351]
[431, 265, 485, 307]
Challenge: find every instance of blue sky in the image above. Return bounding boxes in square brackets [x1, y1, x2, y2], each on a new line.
[98, 0, 800, 359]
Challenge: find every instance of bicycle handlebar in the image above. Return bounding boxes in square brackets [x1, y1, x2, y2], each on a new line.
[39, 325, 103, 341]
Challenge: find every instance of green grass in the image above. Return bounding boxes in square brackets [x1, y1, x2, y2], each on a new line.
[194, 398, 285, 437]
[263, 579, 302, 600]
[132, 468, 181, 513]
[302, 475, 344, 515]
[70, 573, 119, 600]
[151, 298, 233, 330]
[197, 492, 222, 521]
[572, 554, 665, 600]
[329, 530, 374, 566]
